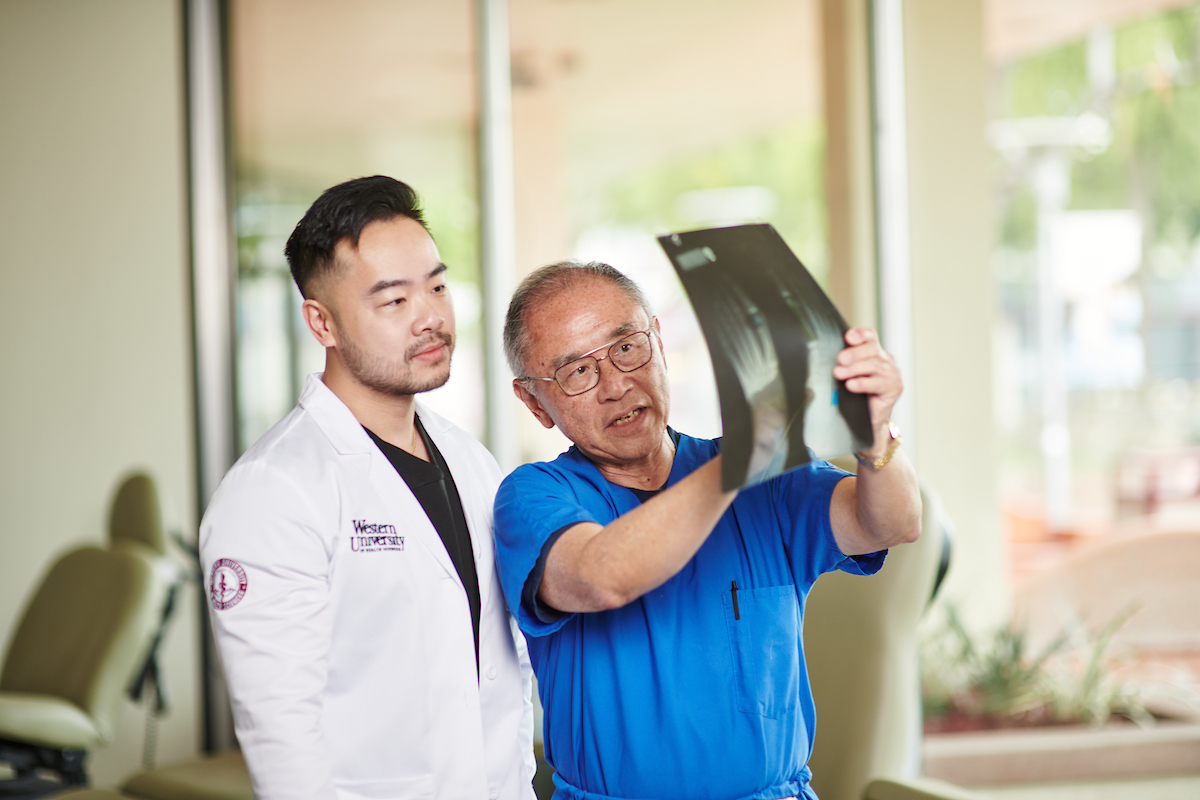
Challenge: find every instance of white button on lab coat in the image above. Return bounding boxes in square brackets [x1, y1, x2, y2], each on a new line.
[201, 374, 535, 800]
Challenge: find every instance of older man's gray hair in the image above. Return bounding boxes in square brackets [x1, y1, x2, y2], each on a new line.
[503, 260, 655, 380]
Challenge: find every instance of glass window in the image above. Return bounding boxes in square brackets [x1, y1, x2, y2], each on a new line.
[989, 4, 1200, 576]
[229, 0, 481, 449]
[508, 0, 829, 461]
[228, 0, 830, 466]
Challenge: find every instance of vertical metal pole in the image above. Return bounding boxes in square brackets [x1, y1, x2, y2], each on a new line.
[1035, 154, 1072, 531]
[869, 0, 916, 455]
[476, 0, 519, 471]
[185, 0, 239, 753]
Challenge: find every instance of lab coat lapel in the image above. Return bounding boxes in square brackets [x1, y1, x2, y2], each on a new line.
[298, 374, 460, 583]
[417, 402, 496, 614]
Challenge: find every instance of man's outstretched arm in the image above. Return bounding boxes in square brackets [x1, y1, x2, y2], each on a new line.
[539, 456, 737, 613]
[829, 327, 923, 555]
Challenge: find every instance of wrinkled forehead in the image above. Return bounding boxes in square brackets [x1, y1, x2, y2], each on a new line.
[525, 277, 650, 365]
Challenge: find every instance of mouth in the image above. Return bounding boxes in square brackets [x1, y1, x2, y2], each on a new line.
[609, 407, 644, 428]
[412, 344, 445, 362]
[409, 335, 453, 362]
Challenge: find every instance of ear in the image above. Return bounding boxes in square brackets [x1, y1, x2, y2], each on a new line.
[302, 298, 337, 348]
[513, 379, 556, 429]
[652, 316, 666, 362]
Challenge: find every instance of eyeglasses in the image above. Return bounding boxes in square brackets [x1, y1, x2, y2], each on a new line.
[521, 327, 657, 396]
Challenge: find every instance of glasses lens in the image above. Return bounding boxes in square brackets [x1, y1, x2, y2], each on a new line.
[555, 358, 599, 396]
[552, 331, 653, 395]
[610, 331, 652, 372]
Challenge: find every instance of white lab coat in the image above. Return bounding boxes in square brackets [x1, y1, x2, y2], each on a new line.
[200, 374, 536, 800]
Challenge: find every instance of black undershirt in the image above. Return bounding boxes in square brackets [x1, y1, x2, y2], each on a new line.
[366, 417, 481, 675]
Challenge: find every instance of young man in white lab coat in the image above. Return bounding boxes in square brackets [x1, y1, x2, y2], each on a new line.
[200, 176, 536, 800]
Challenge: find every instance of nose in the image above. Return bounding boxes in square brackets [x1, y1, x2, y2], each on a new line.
[593, 354, 630, 401]
[410, 293, 445, 334]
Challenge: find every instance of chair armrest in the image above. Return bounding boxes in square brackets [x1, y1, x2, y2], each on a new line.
[864, 777, 990, 800]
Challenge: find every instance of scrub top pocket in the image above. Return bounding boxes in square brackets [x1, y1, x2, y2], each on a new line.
[723, 584, 801, 719]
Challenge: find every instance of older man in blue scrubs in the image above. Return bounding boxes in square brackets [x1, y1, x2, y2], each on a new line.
[494, 261, 922, 800]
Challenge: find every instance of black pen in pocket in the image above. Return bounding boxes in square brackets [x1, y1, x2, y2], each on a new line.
[730, 580, 740, 620]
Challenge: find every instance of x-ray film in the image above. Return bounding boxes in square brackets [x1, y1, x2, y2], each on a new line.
[659, 223, 873, 491]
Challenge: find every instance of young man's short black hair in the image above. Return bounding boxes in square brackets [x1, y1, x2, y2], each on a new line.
[284, 175, 429, 298]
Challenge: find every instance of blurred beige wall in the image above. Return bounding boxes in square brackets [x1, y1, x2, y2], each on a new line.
[904, 0, 1006, 628]
[0, 0, 202, 786]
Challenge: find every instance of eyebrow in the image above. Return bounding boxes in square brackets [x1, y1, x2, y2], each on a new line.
[365, 263, 447, 297]
[551, 321, 642, 371]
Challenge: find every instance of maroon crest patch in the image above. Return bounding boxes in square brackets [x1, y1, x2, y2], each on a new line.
[209, 558, 248, 610]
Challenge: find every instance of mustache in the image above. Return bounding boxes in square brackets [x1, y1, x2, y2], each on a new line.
[406, 332, 454, 360]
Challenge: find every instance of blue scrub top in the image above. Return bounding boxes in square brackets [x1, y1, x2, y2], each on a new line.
[494, 433, 885, 800]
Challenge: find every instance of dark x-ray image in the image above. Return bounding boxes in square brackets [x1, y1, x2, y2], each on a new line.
[659, 223, 874, 491]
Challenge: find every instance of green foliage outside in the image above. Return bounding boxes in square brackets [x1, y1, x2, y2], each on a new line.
[586, 120, 830, 286]
[996, 6, 1200, 253]
[234, 117, 828, 302]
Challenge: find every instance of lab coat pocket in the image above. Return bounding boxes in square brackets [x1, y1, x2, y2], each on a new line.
[334, 774, 433, 800]
[723, 584, 801, 719]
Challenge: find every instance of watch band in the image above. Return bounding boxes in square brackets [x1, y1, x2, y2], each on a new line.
[854, 420, 902, 471]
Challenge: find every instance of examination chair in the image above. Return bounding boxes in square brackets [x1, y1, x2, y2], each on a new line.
[804, 478, 984, 800]
[0, 474, 174, 796]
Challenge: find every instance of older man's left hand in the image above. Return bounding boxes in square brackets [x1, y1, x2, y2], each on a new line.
[828, 326, 921, 554]
[832, 327, 901, 454]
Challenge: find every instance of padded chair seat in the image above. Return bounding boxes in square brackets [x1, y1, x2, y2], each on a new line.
[121, 751, 252, 800]
[0, 691, 101, 749]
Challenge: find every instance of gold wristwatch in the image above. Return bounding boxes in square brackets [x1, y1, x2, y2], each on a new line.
[854, 420, 902, 471]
